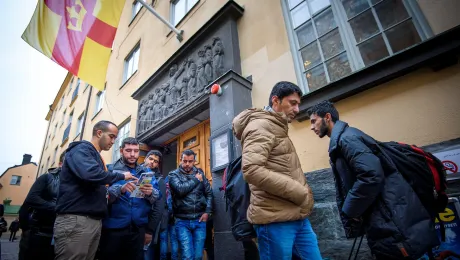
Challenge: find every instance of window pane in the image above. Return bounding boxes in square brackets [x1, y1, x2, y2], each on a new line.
[358, 34, 389, 66]
[341, 0, 370, 19]
[305, 65, 327, 91]
[314, 7, 337, 36]
[319, 29, 344, 59]
[291, 2, 311, 28]
[296, 21, 315, 48]
[326, 52, 352, 81]
[289, 0, 303, 9]
[187, 0, 198, 10]
[133, 48, 140, 72]
[385, 19, 421, 53]
[308, 0, 330, 15]
[374, 0, 409, 30]
[349, 10, 379, 43]
[300, 42, 322, 70]
[174, 0, 186, 25]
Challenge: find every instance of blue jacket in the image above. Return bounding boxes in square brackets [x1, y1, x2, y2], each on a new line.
[102, 159, 161, 233]
[56, 141, 125, 219]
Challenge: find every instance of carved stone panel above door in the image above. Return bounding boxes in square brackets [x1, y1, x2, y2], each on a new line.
[132, 1, 244, 144]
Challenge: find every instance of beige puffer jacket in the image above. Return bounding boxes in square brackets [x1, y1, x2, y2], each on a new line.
[232, 108, 314, 225]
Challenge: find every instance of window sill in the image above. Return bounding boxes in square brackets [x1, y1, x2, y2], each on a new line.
[70, 95, 78, 107]
[92, 109, 103, 121]
[296, 25, 460, 122]
[73, 133, 81, 141]
[120, 70, 138, 90]
[61, 137, 69, 147]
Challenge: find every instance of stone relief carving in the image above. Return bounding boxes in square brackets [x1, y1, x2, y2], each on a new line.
[138, 37, 225, 134]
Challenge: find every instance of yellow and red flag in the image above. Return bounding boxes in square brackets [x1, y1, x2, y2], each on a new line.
[22, 0, 125, 91]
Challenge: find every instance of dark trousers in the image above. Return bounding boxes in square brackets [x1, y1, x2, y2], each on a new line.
[242, 239, 259, 260]
[9, 231, 17, 241]
[25, 231, 54, 260]
[18, 230, 30, 260]
[98, 225, 145, 260]
[204, 219, 214, 260]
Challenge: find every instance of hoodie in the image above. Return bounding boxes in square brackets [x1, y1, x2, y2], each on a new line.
[232, 108, 314, 224]
[56, 141, 125, 219]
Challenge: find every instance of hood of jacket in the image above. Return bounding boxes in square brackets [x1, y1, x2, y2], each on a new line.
[232, 108, 288, 141]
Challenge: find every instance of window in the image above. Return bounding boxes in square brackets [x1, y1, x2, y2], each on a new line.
[124, 44, 140, 83]
[46, 134, 51, 147]
[94, 91, 105, 115]
[72, 79, 80, 102]
[53, 123, 58, 137]
[76, 112, 85, 137]
[46, 157, 50, 171]
[59, 95, 64, 110]
[132, 1, 142, 19]
[171, 0, 198, 26]
[68, 111, 73, 126]
[53, 146, 58, 164]
[284, 0, 430, 92]
[10, 175, 22, 186]
[112, 121, 131, 162]
[84, 83, 90, 93]
[61, 109, 66, 127]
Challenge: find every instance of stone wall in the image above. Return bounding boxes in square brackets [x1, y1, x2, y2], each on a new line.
[306, 169, 372, 260]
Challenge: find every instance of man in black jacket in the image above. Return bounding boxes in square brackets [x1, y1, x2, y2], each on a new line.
[307, 101, 439, 259]
[169, 149, 213, 260]
[54, 120, 137, 260]
[19, 151, 65, 260]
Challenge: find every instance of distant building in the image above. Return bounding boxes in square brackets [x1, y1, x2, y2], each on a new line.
[0, 154, 37, 213]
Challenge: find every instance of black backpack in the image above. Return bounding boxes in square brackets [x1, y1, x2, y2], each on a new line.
[220, 156, 256, 241]
[378, 141, 448, 240]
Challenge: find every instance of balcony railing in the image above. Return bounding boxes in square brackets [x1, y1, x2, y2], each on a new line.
[62, 123, 71, 144]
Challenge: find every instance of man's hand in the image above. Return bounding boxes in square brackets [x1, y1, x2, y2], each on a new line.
[140, 183, 153, 196]
[199, 213, 209, 222]
[123, 172, 138, 181]
[195, 173, 203, 182]
[144, 233, 152, 246]
[121, 182, 136, 194]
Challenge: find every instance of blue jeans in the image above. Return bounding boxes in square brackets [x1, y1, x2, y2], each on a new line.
[160, 224, 179, 260]
[175, 219, 206, 260]
[254, 218, 322, 260]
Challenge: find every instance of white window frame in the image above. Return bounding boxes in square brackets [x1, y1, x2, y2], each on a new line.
[112, 120, 131, 162]
[53, 146, 58, 165]
[132, 0, 142, 20]
[282, 0, 433, 93]
[76, 112, 85, 137]
[61, 109, 66, 127]
[123, 44, 140, 83]
[171, 0, 199, 26]
[59, 95, 64, 110]
[46, 134, 51, 148]
[10, 175, 22, 185]
[53, 123, 58, 137]
[94, 91, 105, 115]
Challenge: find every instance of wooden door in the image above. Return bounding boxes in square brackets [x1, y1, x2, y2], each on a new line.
[176, 120, 211, 182]
[138, 143, 151, 165]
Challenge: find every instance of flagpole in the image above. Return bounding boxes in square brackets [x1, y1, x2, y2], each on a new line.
[137, 0, 184, 42]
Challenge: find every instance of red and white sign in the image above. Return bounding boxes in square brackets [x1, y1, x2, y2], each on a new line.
[433, 148, 460, 175]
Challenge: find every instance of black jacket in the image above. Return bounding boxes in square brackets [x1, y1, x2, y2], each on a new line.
[24, 167, 60, 233]
[329, 121, 439, 259]
[169, 166, 213, 220]
[56, 141, 125, 219]
[149, 169, 168, 244]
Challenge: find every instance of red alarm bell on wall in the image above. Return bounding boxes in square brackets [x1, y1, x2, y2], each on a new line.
[210, 84, 222, 96]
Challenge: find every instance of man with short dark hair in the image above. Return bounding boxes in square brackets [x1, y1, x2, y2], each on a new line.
[232, 81, 321, 259]
[54, 120, 137, 260]
[98, 137, 160, 260]
[19, 152, 65, 260]
[169, 149, 213, 260]
[307, 100, 439, 259]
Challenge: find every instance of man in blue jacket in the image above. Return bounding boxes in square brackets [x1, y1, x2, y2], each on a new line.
[98, 137, 161, 260]
[54, 121, 137, 260]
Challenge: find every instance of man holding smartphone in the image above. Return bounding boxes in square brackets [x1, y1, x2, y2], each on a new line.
[98, 137, 161, 260]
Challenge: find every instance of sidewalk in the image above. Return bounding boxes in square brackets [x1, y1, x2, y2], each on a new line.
[1, 239, 18, 260]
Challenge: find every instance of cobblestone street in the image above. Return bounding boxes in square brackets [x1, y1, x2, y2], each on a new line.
[1, 239, 18, 260]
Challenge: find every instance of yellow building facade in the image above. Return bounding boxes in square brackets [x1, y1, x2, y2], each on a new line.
[37, 0, 460, 258]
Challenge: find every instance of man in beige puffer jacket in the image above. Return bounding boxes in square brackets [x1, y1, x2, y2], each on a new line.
[232, 82, 322, 260]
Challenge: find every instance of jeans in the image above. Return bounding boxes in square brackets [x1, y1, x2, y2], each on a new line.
[160, 224, 179, 260]
[254, 218, 322, 260]
[175, 219, 206, 260]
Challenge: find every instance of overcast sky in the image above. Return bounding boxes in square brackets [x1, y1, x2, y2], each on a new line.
[0, 1, 67, 174]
